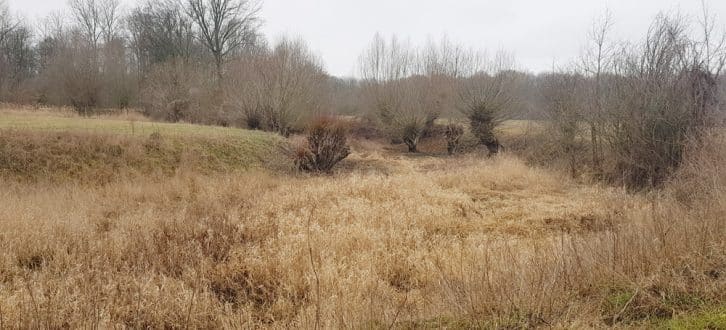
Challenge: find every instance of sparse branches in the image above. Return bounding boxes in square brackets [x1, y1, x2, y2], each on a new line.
[128, 1, 196, 73]
[580, 10, 614, 170]
[99, 0, 121, 44]
[360, 35, 468, 153]
[540, 72, 586, 178]
[68, 0, 103, 48]
[603, 13, 724, 188]
[359, 33, 413, 84]
[697, 0, 726, 75]
[180, 0, 262, 82]
[229, 37, 328, 136]
[0, 0, 18, 45]
[458, 51, 515, 154]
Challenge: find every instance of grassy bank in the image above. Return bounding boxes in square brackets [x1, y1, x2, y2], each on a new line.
[0, 110, 290, 182]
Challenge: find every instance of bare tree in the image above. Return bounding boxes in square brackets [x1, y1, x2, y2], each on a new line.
[54, 32, 102, 115]
[1, 24, 35, 92]
[38, 11, 67, 41]
[360, 34, 463, 153]
[180, 0, 261, 82]
[359, 33, 412, 84]
[580, 10, 614, 171]
[359, 33, 413, 133]
[128, 1, 196, 75]
[229, 37, 328, 136]
[698, 0, 726, 75]
[68, 0, 103, 48]
[604, 12, 725, 189]
[99, 0, 121, 44]
[695, 0, 726, 122]
[0, 0, 18, 46]
[541, 72, 586, 178]
[457, 52, 516, 154]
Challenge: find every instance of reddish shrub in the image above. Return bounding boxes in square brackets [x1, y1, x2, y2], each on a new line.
[295, 117, 351, 173]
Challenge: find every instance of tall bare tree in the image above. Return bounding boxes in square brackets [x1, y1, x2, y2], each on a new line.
[180, 0, 261, 82]
[128, 1, 196, 75]
[1, 25, 35, 90]
[0, 0, 18, 45]
[359, 33, 413, 128]
[360, 33, 430, 152]
[580, 10, 614, 172]
[68, 0, 101, 48]
[99, 0, 121, 44]
[541, 72, 586, 178]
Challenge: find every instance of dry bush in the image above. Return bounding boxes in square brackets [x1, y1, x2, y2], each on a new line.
[444, 122, 464, 155]
[140, 60, 215, 123]
[668, 132, 726, 206]
[294, 116, 351, 173]
[227, 37, 328, 136]
[602, 14, 724, 189]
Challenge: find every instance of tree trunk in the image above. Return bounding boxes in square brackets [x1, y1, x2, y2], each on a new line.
[404, 139, 418, 153]
[484, 139, 502, 155]
[214, 53, 224, 84]
[590, 123, 601, 171]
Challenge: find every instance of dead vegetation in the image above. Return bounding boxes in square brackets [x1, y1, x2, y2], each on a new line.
[0, 127, 723, 328]
[1, 0, 725, 328]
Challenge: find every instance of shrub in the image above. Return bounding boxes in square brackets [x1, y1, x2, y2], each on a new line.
[295, 117, 351, 173]
[603, 15, 723, 189]
[401, 119, 425, 153]
[444, 123, 465, 155]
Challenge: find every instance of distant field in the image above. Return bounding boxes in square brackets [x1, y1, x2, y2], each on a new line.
[0, 108, 259, 138]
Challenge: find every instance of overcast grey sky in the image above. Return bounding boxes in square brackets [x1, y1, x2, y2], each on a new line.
[6, 0, 726, 77]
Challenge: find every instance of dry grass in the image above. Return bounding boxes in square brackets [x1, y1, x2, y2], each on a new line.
[0, 110, 723, 328]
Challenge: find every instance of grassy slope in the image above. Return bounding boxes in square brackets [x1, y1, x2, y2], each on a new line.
[0, 109, 256, 137]
[0, 109, 290, 181]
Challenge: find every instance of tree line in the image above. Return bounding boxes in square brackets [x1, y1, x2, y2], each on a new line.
[0, 0, 327, 132]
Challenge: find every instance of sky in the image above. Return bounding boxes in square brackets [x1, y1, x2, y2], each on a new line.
[6, 0, 726, 77]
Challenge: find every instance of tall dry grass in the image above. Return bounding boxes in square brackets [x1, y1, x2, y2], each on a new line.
[0, 137, 723, 328]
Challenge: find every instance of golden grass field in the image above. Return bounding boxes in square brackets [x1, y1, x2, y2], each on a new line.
[0, 107, 724, 328]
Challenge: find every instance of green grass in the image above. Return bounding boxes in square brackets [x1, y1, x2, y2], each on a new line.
[655, 306, 726, 330]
